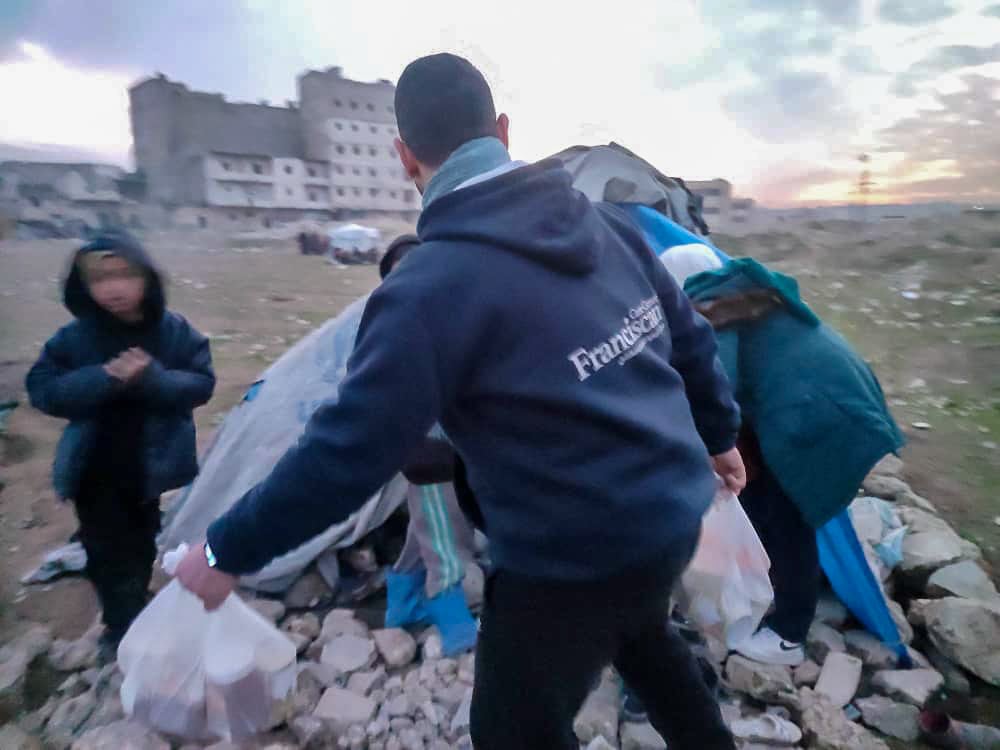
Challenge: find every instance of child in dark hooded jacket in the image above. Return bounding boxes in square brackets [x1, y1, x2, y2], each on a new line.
[26, 231, 215, 657]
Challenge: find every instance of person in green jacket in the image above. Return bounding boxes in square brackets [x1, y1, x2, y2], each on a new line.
[679, 257, 904, 666]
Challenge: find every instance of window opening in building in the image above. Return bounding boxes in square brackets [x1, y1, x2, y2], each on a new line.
[307, 167, 316, 177]
[369, 188, 378, 197]
[353, 145, 361, 155]
[252, 163, 263, 175]
[198, 216, 207, 228]
[336, 187, 345, 196]
[284, 165, 293, 174]
[353, 188, 361, 196]
[336, 145, 345, 154]
[309, 191, 317, 202]
[369, 146, 377, 156]
[369, 167, 377, 177]
[350, 100, 358, 109]
[222, 161, 231, 171]
[351, 123, 358, 132]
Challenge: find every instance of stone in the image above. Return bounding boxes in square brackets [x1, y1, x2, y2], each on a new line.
[284, 571, 333, 610]
[405, 685, 432, 706]
[1, 626, 53, 720]
[434, 682, 469, 712]
[372, 628, 417, 669]
[799, 688, 890, 750]
[843, 630, 899, 670]
[423, 631, 444, 661]
[862, 475, 909, 500]
[246, 597, 286, 623]
[347, 667, 386, 696]
[314, 687, 377, 735]
[284, 612, 322, 641]
[815, 653, 863, 707]
[398, 727, 422, 749]
[907, 598, 932, 628]
[321, 635, 377, 675]
[921, 597, 1000, 686]
[19, 696, 58, 735]
[386, 694, 413, 718]
[299, 660, 339, 687]
[319, 610, 371, 643]
[926, 560, 999, 601]
[573, 674, 620, 746]
[814, 595, 849, 628]
[462, 562, 485, 609]
[450, 687, 473, 734]
[725, 655, 797, 707]
[620, 721, 667, 750]
[79, 692, 124, 734]
[70, 720, 169, 750]
[44, 690, 98, 747]
[0, 723, 42, 750]
[291, 669, 325, 716]
[923, 641, 972, 695]
[958, 537, 984, 562]
[49, 626, 101, 673]
[807, 622, 847, 664]
[458, 652, 475, 684]
[898, 508, 965, 579]
[586, 737, 617, 750]
[436, 658, 458, 678]
[896, 489, 938, 514]
[872, 668, 944, 707]
[887, 601, 914, 645]
[856, 695, 920, 742]
[872, 455, 904, 477]
[793, 659, 822, 687]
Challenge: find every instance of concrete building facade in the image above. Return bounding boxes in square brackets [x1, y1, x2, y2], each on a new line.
[128, 67, 417, 221]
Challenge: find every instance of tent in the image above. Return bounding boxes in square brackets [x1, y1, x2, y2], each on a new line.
[327, 223, 380, 264]
[626, 205, 908, 666]
[161, 295, 408, 592]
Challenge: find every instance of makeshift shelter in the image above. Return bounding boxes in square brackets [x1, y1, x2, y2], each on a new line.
[327, 223, 380, 264]
[161, 295, 408, 592]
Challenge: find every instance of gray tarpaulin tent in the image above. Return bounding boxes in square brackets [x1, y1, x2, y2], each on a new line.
[161, 295, 408, 593]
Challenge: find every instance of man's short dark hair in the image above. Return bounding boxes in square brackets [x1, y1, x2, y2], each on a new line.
[395, 54, 497, 167]
[380, 234, 420, 280]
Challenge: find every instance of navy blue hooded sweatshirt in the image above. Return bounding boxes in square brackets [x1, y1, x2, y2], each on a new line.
[208, 161, 740, 580]
[26, 232, 215, 500]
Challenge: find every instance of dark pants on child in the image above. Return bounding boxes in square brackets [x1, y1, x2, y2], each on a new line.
[739, 461, 820, 643]
[75, 485, 160, 642]
[470, 538, 735, 750]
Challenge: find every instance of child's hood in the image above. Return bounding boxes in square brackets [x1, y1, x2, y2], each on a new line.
[63, 231, 166, 321]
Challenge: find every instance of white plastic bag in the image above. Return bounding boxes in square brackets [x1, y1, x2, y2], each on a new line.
[118, 545, 297, 741]
[679, 489, 774, 649]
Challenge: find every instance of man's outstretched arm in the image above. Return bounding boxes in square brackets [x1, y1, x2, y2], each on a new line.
[177, 283, 447, 606]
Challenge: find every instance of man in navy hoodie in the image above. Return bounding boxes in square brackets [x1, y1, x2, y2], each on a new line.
[178, 54, 743, 750]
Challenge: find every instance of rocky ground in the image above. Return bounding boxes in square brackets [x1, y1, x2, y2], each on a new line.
[1, 216, 999, 748]
[1, 455, 998, 749]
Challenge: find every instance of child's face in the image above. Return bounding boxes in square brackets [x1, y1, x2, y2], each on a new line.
[86, 255, 146, 321]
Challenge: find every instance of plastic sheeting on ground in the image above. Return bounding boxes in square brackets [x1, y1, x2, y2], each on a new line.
[161, 295, 408, 593]
[818, 510, 911, 667]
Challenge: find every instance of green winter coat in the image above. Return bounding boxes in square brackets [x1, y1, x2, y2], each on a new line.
[685, 258, 904, 528]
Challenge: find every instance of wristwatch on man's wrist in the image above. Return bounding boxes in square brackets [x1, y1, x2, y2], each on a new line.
[204, 542, 218, 569]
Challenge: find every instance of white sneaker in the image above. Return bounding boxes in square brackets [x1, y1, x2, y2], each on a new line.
[735, 627, 805, 666]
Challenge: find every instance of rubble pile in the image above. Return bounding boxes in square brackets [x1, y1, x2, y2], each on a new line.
[1, 456, 997, 748]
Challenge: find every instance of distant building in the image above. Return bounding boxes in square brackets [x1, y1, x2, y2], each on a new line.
[0, 161, 146, 233]
[687, 179, 733, 219]
[128, 68, 418, 229]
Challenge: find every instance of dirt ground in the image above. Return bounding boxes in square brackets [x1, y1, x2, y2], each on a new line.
[0, 216, 998, 650]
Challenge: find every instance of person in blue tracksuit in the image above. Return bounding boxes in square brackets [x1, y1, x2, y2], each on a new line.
[176, 54, 743, 750]
[379, 234, 478, 657]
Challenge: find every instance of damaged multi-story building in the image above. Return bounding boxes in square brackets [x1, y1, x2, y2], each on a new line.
[129, 66, 418, 229]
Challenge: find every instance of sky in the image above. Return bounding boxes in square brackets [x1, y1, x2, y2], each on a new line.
[1, 0, 999, 207]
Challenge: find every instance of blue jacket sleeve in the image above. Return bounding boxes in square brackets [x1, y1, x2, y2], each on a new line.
[652, 258, 741, 455]
[206, 282, 447, 575]
[139, 325, 215, 410]
[26, 327, 120, 420]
